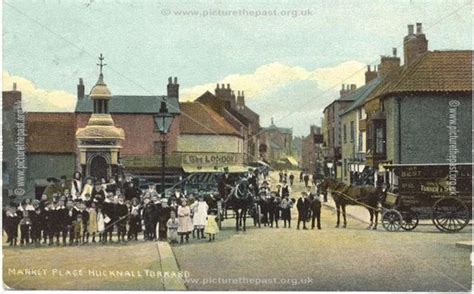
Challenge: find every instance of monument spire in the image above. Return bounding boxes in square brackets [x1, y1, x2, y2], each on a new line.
[96, 53, 107, 75]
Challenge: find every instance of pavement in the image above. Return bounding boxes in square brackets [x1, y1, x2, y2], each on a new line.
[3, 239, 186, 290]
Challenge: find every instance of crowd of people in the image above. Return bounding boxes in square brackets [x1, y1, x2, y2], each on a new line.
[3, 168, 323, 248]
[3, 172, 220, 247]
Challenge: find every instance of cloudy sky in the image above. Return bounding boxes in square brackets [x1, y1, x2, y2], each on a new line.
[3, 0, 472, 135]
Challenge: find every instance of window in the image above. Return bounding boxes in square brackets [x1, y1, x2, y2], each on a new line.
[358, 132, 363, 152]
[350, 121, 355, 143]
[375, 127, 385, 155]
[343, 124, 347, 143]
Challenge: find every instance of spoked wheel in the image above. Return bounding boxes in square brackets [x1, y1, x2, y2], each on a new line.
[432, 197, 469, 232]
[382, 209, 403, 232]
[400, 209, 419, 231]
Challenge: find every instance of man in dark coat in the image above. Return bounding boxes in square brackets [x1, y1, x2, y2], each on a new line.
[218, 170, 232, 200]
[142, 197, 156, 241]
[296, 192, 310, 230]
[309, 192, 322, 230]
[65, 201, 77, 245]
[54, 200, 68, 245]
[123, 181, 140, 201]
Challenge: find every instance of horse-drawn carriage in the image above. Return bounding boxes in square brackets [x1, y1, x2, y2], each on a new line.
[380, 163, 472, 232]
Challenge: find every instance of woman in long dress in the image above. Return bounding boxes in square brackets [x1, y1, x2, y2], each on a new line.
[177, 200, 193, 243]
[191, 196, 209, 239]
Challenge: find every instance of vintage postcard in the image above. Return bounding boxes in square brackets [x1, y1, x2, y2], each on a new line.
[2, 0, 472, 291]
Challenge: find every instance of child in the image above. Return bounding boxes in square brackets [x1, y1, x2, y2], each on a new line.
[166, 211, 179, 245]
[4, 206, 20, 246]
[204, 211, 219, 242]
[73, 214, 83, 245]
[96, 206, 106, 243]
[87, 202, 98, 243]
[30, 207, 43, 246]
[128, 198, 141, 241]
[19, 207, 32, 246]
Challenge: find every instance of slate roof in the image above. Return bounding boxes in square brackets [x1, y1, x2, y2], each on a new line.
[179, 102, 242, 137]
[340, 78, 383, 115]
[26, 113, 76, 153]
[75, 95, 180, 114]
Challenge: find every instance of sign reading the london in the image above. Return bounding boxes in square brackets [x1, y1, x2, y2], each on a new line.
[183, 153, 241, 166]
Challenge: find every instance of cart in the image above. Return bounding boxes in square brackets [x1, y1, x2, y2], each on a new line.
[381, 163, 472, 232]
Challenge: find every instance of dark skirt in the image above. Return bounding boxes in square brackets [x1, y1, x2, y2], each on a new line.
[281, 208, 291, 221]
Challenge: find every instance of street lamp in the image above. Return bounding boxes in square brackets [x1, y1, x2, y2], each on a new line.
[155, 101, 175, 195]
[326, 162, 334, 178]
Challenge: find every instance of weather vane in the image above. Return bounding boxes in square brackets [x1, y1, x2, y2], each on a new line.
[97, 53, 107, 74]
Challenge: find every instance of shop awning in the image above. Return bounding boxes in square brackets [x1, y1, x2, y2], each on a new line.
[227, 165, 250, 173]
[286, 156, 299, 167]
[182, 165, 222, 173]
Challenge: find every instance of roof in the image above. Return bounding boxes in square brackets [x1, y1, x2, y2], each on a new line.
[75, 95, 180, 114]
[26, 113, 76, 153]
[341, 78, 383, 115]
[261, 124, 292, 135]
[179, 102, 242, 137]
[369, 50, 473, 101]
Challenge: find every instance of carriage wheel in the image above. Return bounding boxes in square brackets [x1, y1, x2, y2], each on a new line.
[400, 209, 419, 231]
[382, 209, 402, 232]
[432, 197, 469, 233]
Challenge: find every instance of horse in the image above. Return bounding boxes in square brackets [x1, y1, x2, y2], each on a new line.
[225, 179, 255, 231]
[320, 178, 385, 229]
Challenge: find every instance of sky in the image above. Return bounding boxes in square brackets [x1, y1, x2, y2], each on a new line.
[2, 0, 473, 135]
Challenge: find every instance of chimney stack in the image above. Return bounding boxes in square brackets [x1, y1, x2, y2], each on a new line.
[77, 78, 85, 100]
[404, 23, 428, 66]
[365, 65, 378, 84]
[379, 53, 401, 77]
[167, 76, 179, 98]
[416, 22, 422, 34]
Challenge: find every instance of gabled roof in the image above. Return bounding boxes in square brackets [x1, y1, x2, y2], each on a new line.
[262, 123, 292, 135]
[179, 102, 242, 137]
[390, 50, 472, 93]
[341, 78, 383, 116]
[75, 95, 180, 114]
[368, 50, 473, 102]
[26, 113, 76, 153]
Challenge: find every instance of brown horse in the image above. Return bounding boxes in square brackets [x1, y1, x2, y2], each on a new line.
[320, 178, 384, 229]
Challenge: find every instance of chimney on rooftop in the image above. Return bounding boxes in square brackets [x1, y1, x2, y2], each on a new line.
[167, 76, 179, 99]
[365, 65, 378, 84]
[77, 78, 84, 100]
[379, 47, 401, 76]
[404, 23, 428, 66]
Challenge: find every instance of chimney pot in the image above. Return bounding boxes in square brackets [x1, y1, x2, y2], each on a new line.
[393, 48, 397, 57]
[79, 78, 83, 85]
[221, 83, 225, 88]
[216, 83, 219, 89]
[13, 83, 17, 91]
[408, 24, 414, 35]
[227, 84, 230, 89]
[416, 23, 422, 34]
[168, 77, 172, 84]
[174, 77, 178, 84]
[242, 91, 244, 96]
[367, 65, 371, 72]
[351, 84, 356, 90]
[237, 90, 241, 96]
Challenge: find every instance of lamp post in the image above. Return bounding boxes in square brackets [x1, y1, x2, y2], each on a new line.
[155, 101, 175, 196]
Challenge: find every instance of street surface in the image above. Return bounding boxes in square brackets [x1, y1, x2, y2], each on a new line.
[173, 174, 472, 291]
[2, 173, 472, 291]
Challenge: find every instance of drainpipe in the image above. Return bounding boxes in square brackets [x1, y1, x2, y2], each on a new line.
[396, 96, 402, 164]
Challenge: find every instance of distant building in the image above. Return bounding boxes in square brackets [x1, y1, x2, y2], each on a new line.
[301, 125, 323, 177]
[321, 84, 358, 179]
[259, 118, 296, 168]
[195, 84, 260, 163]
